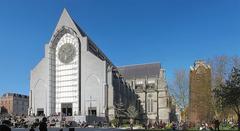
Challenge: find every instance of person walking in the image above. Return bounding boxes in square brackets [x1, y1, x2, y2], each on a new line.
[214, 119, 220, 131]
[39, 117, 47, 131]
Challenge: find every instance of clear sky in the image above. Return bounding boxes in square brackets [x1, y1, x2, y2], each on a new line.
[0, 0, 240, 95]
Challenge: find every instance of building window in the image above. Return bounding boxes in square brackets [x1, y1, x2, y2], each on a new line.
[147, 94, 154, 113]
[148, 80, 155, 84]
[136, 81, 143, 85]
[147, 99, 154, 112]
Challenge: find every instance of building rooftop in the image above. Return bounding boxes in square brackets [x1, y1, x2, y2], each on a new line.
[118, 62, 161, 79]
[190, 60, 211, 71]
[1, 93, 29, 98]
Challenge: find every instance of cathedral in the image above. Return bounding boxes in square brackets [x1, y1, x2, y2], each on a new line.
[118, 63, 171, 122]
[29, 9, 172, 122]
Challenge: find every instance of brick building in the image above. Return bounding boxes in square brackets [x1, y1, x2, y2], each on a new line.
[0, 93, 29, 115]
[189, 60, 214, 123]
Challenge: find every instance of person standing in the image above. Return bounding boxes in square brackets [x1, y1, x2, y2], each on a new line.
[39, 117, 47, 131]
[0, 124, 11, 131]
[214, 119, 220, 131]
[29, 126, 35, 131]
[129, 118, 134, 130]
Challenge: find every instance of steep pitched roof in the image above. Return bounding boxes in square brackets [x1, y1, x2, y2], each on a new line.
[118, 62, 161, 79]
[49, 8, 116, 67]
[50, 8, 86, 45]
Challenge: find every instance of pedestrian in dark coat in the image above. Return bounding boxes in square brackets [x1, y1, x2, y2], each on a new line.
[39, 117, 47, 131]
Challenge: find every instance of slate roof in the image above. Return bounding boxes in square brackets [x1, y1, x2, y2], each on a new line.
[118, 63, 161, 79]
[73, 20, 87, 37]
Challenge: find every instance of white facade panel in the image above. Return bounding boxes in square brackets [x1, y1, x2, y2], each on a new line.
[55, 33, 80, 115]
[29, 57, 49, 116]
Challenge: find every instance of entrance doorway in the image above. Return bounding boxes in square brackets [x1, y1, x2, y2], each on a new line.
[88, 107, 97, 116]
[37, 108, 44, 116]
[61, 103, 73, 116]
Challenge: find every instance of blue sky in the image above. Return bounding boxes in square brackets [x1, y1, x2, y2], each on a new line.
[0, 0, 240, 95]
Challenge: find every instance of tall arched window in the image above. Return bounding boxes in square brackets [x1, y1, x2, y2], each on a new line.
[147, 94, 154, 113]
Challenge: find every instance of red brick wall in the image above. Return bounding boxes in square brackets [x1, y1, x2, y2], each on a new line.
[189, 65, 214, 123]
[0, 96, 13, 114]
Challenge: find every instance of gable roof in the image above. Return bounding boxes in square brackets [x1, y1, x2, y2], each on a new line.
[49, 8, 116, 67]
[49, 8, 86, 45]
[118, 62, 161, 79]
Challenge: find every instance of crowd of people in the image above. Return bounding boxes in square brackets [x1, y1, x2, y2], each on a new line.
[0, 116, 48, 131]
[142, 118, 238, 130]
[0, 114, 107, 131]
[0, 114, 240, 130]
[144, 120, 187, 130]
[198, 119, 220, 131]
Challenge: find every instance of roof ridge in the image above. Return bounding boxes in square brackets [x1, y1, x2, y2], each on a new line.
[118, 62, 160, 68]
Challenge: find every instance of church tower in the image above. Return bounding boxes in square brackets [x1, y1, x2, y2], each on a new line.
[189, 60, 214, 123]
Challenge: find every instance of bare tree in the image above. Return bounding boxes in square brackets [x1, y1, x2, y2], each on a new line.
[232, 55, 240, 69]
[207, 55, 229, 90]
[170, 69, 189, 121]
[207, 56, 230, 119]
[208, 55, 240, 89]
[208, 55, 240, 119]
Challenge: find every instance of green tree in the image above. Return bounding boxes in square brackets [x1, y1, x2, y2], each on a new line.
[214, 67, 240, 130]
[125, 105, 138, 130]
[207, 55, 229, 119]
[114, 100, 126, 127]
[125, 105, 138, 119]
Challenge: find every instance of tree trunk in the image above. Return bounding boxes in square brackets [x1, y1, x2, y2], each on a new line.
[238, 113, 240, 130]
